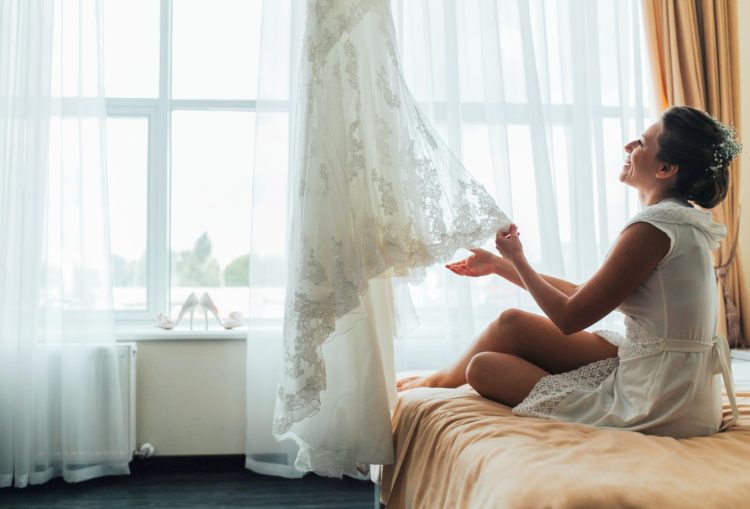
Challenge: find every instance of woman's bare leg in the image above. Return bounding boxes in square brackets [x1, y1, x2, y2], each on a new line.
[466, 352, 549, 406]
[398, 308, 617, 391]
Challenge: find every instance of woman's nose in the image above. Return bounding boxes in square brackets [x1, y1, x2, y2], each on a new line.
[624, 140, 636, 153]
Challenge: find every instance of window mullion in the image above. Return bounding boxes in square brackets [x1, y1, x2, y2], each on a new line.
[148, 0, 173, 321]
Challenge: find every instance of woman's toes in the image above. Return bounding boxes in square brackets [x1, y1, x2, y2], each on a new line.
[396, 376, 420, 391]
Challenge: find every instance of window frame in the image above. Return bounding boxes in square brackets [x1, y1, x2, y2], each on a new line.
[105, 0, 172, 323]
[105, 0, 649, 332]
[106, 0, 268, 326]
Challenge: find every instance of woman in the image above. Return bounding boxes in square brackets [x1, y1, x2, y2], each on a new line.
[398, 106, 742, 438]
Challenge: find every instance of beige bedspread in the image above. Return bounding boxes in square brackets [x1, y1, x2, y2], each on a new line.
[380, 386, 750, 508]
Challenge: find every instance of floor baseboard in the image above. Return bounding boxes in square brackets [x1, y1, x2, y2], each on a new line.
[129, 454, 246, 474]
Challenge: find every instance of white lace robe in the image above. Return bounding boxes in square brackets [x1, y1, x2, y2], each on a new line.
[276, 0, 510, 476]
[514, 199, 739, 438]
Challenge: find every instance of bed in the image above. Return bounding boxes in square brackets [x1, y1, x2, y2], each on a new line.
[379, 386, 750, 508]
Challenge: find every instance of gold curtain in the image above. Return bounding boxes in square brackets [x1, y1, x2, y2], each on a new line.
[643, 0, 747, 347]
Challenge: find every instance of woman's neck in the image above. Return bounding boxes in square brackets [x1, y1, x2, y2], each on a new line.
[639, 188, 683, 207]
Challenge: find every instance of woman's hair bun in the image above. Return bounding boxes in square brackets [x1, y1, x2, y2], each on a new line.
[657, 106, 742, 209]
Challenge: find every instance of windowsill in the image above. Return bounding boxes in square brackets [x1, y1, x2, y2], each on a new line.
[113, 326, 468, 342]
[731, 349, 750, 361]
[731, 355, 750, 391]
[115, 326, 280, 342]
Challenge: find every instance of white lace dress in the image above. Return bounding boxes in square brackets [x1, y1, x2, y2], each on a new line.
[276, 0, 510, 476]
[513, 199, 739, 437]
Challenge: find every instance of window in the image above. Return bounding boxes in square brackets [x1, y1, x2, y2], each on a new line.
[102, 0, 263, 325]
[98, 0, 651, 336]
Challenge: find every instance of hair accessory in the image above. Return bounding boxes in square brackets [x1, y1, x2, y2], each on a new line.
[707, 117, 742, 176]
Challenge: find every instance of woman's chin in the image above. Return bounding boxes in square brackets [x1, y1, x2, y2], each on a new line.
[619, 177, 639, 191]
[619, 165, 633, 183]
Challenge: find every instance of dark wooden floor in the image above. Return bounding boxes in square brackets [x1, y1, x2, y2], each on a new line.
[0, 470, 376, 509]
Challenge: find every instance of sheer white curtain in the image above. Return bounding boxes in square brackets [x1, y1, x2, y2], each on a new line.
[0, 0, 130, 488]
[245, 0, 304, 479]
[389, 0, 654, 374]
[245, 0, 653, 476]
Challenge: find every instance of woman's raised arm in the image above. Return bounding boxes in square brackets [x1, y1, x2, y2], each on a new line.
[497, 222, 669, 334]
[494, 256, 580, 297]
[446, 248, 580, 296]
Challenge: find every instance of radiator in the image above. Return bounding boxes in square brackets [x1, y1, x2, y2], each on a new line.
[39, 342, 138, 463]
[117, 342, 137, 459]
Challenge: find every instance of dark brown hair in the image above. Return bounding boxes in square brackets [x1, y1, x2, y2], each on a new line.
[657, 106, 738, 209]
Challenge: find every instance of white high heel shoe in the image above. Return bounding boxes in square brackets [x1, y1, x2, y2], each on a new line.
[199, 292, 243, 330]
[154, 292, 200, 330]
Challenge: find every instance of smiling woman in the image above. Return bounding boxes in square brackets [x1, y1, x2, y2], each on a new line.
[404, 106, 743, 439]
[621, 107, 740, 210]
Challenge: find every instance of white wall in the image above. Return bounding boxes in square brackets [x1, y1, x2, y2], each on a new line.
[136, 340, 246, 455]
[134, 9, 750, 457]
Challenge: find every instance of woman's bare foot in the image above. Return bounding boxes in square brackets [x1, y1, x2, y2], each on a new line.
[396, 376, 422, 392]
[396, 373, 443, 392]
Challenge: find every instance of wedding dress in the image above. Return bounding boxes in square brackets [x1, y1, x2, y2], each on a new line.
[276, 0, 511, 476]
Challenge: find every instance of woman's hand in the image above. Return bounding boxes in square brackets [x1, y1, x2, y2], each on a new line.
[445, 248, 499, 277]
[495, 224, 524, 261]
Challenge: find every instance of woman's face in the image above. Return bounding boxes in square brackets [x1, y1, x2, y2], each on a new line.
[620, 121, 664, 189]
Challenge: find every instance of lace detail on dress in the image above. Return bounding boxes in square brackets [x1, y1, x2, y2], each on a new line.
[513, 357, 619, 418]
[275, 0, 511, 459]
[616, 316, 668, 359]
[514, 315, 704, 419]
[626, 200, 726, 249]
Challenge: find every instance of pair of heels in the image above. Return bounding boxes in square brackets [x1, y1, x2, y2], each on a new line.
[155, 292, 243, 330]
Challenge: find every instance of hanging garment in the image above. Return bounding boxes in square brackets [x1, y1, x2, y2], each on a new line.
[276, 0, 510, 476]
[514, 198, 740, 437]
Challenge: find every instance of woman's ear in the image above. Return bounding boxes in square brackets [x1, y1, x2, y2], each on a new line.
[655, 164, 679, 180]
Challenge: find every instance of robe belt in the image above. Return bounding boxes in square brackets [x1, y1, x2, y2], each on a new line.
[662, 335, 739, 431]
